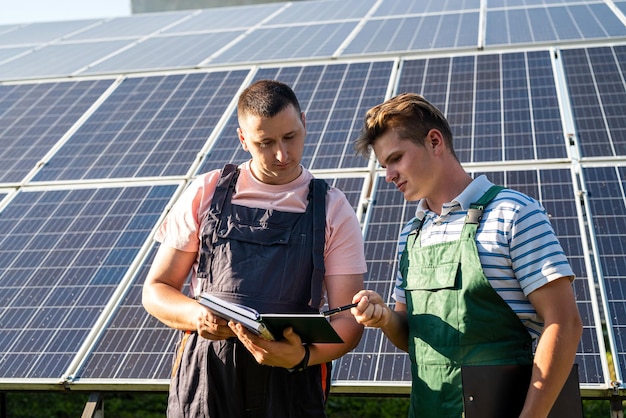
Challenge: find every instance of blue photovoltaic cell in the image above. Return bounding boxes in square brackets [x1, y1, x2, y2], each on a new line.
[488, 0, 591, 6]
[266, 0, 374, 24]
[479, 169, 605, 385]
[82, 32, 246, 75]
[198, 61, 393, 174]
[0, 80, 114, 184]
[0, 20, 98, 46]
[561, 46, 626, 158]
[334, 177, 415, 384]
[65, 12, 193, 41]
[486, 4, 626, 46]
[162, 4, 284, 33]
[374, 0, 481, 15]
[0, 40, 134, 81]
[0, 184, 177, 379]
[75, 244, 184, 380]
[32, 70, 249, 182]
[583, 166, 626, 385]
[76, 176, 365, 381]
[210, 22, 357, 64]
[0, 46, 31, 62]
[396, 51, 566, 163]
[351, 169, 605, 385]
[342, 13, 479, 55]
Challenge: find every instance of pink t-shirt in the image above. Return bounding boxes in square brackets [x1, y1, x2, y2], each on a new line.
[155, 161, 367, 296]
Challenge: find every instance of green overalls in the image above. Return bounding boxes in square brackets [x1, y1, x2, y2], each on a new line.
[399, 186, 534, 417]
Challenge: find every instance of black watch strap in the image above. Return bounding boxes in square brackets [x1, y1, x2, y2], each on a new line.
[287, 344, 310, 373]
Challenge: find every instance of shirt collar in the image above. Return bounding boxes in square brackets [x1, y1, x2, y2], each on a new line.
[414, 175, 494, 219]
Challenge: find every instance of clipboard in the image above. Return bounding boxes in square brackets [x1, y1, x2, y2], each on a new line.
[462, 363, 582, 418]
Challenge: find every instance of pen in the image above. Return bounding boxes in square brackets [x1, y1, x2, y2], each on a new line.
[322, 302, 358, 317]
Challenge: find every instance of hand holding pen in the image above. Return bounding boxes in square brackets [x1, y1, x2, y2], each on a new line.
[322, 303, 358, 317]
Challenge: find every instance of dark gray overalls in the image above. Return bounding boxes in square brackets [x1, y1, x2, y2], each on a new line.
[167, 164, 331, 418]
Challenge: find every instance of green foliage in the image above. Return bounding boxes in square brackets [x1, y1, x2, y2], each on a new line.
[326, 395, 409, 418]
[2, 391, 623, 417]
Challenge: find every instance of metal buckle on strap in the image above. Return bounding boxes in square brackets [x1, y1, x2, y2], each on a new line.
[465, 207, 483, 224]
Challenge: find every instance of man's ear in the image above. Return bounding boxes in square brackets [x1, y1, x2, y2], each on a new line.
[301, 112, 306, 129]
[237, 128, 249, 151]
[426, 129, 444, 152]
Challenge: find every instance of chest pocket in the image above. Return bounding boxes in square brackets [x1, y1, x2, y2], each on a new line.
[404, 262, 459, 292]
[217, 207, 294, 245]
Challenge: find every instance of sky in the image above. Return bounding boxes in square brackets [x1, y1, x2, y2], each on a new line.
[0, 0, 131, 26]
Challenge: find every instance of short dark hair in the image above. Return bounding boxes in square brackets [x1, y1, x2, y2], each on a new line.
[354, 93, 456, 160]
[237, 79, 302, 121]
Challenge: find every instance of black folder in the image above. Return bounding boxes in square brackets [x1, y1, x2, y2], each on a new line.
[462, 364, 582, 418]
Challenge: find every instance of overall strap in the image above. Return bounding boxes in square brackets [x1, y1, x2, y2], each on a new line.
[465, 185, 505, 225]
[196, 164, 239, 280]
[308, 178, 329, 309]
[211, 164, 239, 216]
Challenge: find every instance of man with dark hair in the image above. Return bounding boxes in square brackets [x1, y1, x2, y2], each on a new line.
[143, 80, 366, 417]
[351, 93, 582, 418]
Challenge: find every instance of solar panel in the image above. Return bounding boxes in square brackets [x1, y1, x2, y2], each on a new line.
[486, 3, 626, 46]
[31, 70, 248, 182]
[0, 184, 178, 380]
[374, 0, 481, 15]
[0, 40, 135, 81]
[582, 166, 626, 385]
[162, 4, 284, 33]
[342, 13, 479, 55]
[0, 80, 114, 184]
[73, 175, 367, 382]
[560, 46, 626, 158]
[396, 51, 567, 163]
[0, 46, 31, 63]
[64, 12, 193, 41]
[265, 0, 374, 24]
[198, 61, 393, 173]
[80, 32, 246, 75]
[0, 20, 99, 46]
[209, 22, 358, 65]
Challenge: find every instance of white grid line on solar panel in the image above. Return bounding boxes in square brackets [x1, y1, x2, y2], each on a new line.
[161, 3, 285, 34]
[0, 40, 134, 81]
[398, 51, 567, 162]
[485, 3, 626, 46]
[581, 166, 626, 384]
[0, 184, 177, 379]
[209, 22, 359, 65]
[395, 51, 567, 163]
[341, 12, 480, 55]
[79, 32, 246, 75]
[0, 46, 31, 64]
[197, 62, 393, 174]
[264, 0, 376, 25]
[0, 20, 102, 47]
[30, 70, 248, 182]
[362, 168, 607, 385]
[373, 0, 481, 16]
[560, 46, 626, 158]
[74, 175, 366, 380]
[63, 11, 197, 41]
[487, 0, 609, 9]
[0, 80, 114, 185]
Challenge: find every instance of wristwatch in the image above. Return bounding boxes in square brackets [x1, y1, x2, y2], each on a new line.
[287, 344, 310, 373]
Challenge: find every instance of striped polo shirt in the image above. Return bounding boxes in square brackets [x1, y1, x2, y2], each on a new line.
[394, 175, 574, 339]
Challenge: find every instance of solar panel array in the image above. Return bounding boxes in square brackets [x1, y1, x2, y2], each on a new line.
[0, 0, 625, 397]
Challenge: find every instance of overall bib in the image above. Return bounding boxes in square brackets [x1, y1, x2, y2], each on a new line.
[168, 164, 331, 418]
[400, 186, 533, 418]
